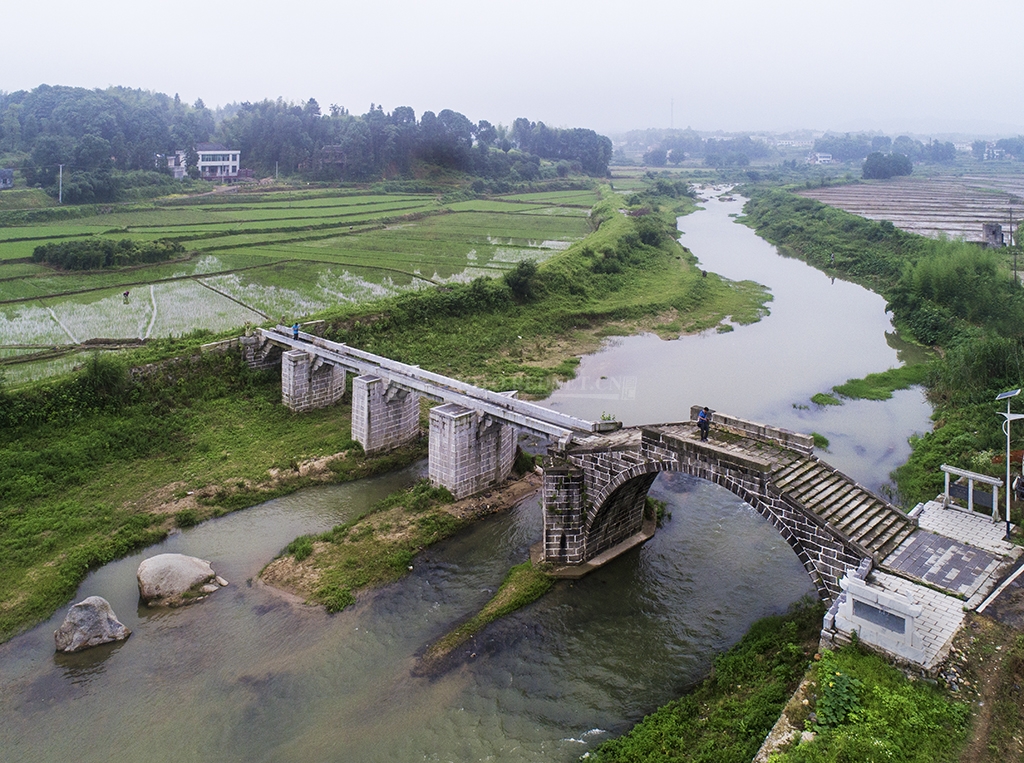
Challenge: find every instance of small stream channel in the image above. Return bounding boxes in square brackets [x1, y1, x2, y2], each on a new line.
[0, 189, 934, 762]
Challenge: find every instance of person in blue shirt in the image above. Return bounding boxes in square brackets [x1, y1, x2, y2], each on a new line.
[697, 407, 710, 442]
[292, 322, 300, 340]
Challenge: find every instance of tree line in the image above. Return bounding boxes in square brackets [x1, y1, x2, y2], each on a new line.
[624, 128, 964, 168]
[0, 85, 612, 203]
[32, 238, 185, 270]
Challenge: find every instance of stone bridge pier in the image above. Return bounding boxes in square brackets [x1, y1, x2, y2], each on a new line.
[429, 398, 518, 500]
[241, 330, 553, 500]
[351, 375, 420, 454]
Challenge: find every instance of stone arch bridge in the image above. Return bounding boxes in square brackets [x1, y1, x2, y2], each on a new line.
[237, 327, 914, 601]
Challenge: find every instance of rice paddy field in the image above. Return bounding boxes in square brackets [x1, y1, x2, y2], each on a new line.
[798, 172, 1024, 243]
[0, 186, 599, 383]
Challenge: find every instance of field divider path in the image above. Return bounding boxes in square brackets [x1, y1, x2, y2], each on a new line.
[195, 278, 270, 320]
[44, 304, 78, 344]
[0, 259, 303, 306]
[145, 285, 157, 339]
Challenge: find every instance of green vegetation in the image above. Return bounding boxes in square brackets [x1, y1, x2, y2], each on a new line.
[33, 237, 185, 270]
[586, 601, 824, 763]
[862, 152, 913, 179]
[811, 433, 830, 450]
[811, 393, 842, 407]
[277, 480, 462, 613]
[809, 365, 932, 408]
[0, 85, 612, 203]
[743, 188, 1024, 504]
[0, 348, 425, 642]
[419, 561, 553, 670]
[646, 495, 670, 525]
[769, 647, 969, 762]
[831, 364, 931, 401]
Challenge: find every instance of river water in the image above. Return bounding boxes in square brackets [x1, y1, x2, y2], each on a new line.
[0, 190, 932, 762]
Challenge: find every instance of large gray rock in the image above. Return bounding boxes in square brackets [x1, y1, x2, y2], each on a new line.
[137, 553, 222, 606]
[54, 596, 131, 653]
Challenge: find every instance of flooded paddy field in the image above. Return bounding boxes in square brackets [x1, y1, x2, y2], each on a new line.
[0, 188, 598, 382]
[799, 173, 1024, 243]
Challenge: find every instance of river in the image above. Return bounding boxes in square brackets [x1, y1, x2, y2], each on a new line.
[0, 189, 933, 762]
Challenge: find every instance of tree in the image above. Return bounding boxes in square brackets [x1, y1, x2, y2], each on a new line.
[871, 135, 892, 151]
[892, 135, 923, 161]
[863, 152, 912, 179]
[643, 147, 667, 166]
[504, 260, 539, 302]
[185, 147, 200, 179]
[925, 140, 956, 163]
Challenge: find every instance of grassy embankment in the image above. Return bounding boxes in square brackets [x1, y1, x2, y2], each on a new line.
[741, 187, 1024, 506]
[0, 181, 769, 643]
[584, 602, 971, 763]
[586, 601, 825, 763]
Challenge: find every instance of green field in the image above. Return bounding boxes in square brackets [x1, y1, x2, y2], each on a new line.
[0, 188, 598, 381]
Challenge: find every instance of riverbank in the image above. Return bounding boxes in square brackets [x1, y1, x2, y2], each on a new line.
[0, 181, 770, 643]
[741, 186, 1024, 506]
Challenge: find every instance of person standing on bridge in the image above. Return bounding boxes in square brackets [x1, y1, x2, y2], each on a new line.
[697, 407, 710, 442]
[292, 322, 300, 341]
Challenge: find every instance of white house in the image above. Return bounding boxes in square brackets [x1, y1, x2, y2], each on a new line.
[195, 143, 240, 180]
[167, 143, 241, 180]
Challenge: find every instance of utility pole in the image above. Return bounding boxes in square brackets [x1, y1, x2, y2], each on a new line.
[58, 164, 63, 204]
[1012, 207, 1018, 287]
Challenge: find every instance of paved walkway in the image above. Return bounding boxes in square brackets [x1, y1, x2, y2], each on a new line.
[845, 499, 1023, 669]
[894, 499, 1023, 608]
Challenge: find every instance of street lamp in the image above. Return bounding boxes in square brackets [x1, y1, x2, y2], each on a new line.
[996, 388, 1024, 540]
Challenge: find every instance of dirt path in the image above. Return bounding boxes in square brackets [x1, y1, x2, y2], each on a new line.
[952, 609, 1024, 762]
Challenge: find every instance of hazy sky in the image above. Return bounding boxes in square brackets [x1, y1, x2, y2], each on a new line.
[6, 0, 1024, 137]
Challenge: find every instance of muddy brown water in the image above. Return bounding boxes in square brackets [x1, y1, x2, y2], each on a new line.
[0, 189, 933, 762]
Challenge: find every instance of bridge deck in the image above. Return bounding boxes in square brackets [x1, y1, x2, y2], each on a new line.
[256, 326, 614, 445]
[649, 423, 916, 560]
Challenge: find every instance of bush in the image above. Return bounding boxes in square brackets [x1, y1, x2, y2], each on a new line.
[174, 509, 200, 528]
[287, 535, 314, 562]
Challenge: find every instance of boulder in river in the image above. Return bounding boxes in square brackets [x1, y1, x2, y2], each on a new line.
[54, 596, 131, 653]
[137, 553, 225, 606]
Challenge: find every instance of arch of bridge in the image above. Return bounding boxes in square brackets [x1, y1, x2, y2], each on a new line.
[579, 453, 861, 601]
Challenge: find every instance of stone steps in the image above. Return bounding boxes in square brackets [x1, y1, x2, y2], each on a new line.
[772, 456, 913, 559]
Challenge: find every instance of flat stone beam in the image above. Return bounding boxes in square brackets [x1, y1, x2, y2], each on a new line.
[256, 327, 603, 445]
[281, 349, 346, 412]
[429, 399, 517, 499]
[351, 375, 420, 454]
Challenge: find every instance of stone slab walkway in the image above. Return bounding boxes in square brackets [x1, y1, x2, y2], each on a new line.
[885, 531, 1003, 599]
[883, 499, 1023, 609]
[912, 499, 1019, 557]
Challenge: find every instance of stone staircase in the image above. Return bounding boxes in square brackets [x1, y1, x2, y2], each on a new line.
[770, 455, 915, 559]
